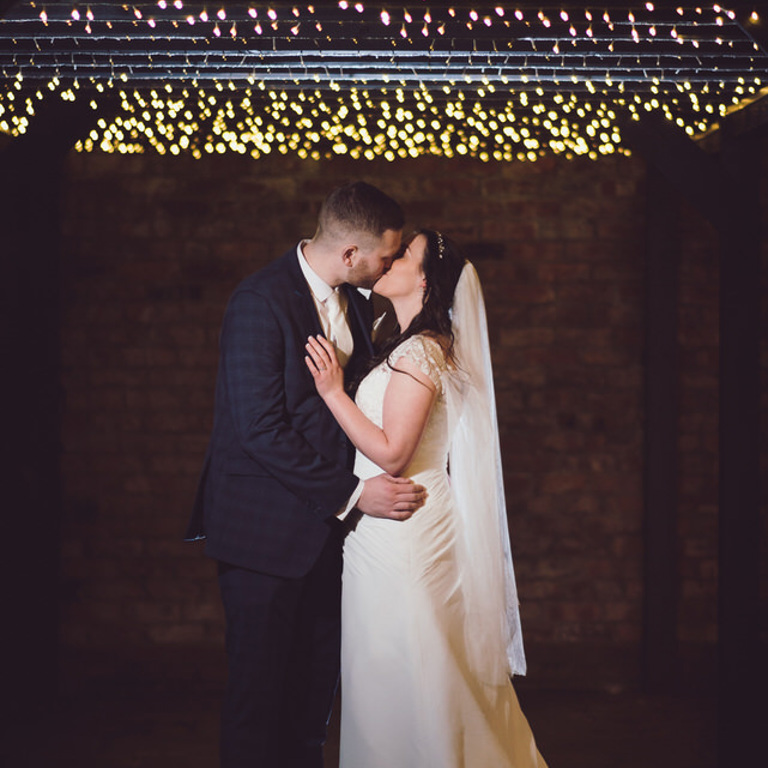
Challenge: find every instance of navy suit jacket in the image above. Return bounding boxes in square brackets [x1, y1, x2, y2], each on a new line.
[185, 247, 374, 578]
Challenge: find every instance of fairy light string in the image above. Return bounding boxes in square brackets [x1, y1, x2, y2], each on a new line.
[0, 2, 765, 161]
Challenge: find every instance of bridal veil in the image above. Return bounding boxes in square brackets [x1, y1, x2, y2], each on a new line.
[446, 261, 527, 684]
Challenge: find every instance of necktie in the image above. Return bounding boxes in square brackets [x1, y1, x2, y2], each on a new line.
[325, 288, 354, 369]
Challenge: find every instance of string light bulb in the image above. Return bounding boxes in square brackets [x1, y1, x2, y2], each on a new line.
[0, 1, 762, 162]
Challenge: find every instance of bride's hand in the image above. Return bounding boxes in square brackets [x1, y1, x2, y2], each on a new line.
[305, 335, 344, 400]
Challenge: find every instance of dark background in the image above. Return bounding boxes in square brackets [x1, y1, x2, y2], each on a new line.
[1, 126, 766, 766]
[52, 147, 766, 682]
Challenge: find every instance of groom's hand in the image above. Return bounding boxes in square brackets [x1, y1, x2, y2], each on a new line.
[358, 474, 427, 521]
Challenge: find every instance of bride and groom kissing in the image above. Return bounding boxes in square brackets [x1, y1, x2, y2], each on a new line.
[186, 182, 547, 768]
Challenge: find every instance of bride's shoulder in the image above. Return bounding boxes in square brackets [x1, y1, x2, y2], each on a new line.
[389, 333, 450, 385]
[392, 332, 446, 358]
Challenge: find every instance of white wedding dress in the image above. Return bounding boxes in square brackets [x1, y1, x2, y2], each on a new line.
[340, 334, 548, 768]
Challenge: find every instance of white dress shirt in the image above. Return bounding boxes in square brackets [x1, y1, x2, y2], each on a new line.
[296, 242, 364, 518]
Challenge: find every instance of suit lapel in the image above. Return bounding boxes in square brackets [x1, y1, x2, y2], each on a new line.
[283, 249, 373, 366]
[343, 285, 374, 358]
[284, 248, 324, 338]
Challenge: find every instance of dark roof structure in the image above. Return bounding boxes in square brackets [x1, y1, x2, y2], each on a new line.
[1, 1, 766, 160]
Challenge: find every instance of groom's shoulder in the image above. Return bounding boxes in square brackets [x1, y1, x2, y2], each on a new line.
[234, 247, 297, 296]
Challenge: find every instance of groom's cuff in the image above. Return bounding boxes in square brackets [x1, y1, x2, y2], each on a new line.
[337, 480, 364, 521]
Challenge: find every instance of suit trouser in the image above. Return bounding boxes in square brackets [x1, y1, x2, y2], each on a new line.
[217, 528, 343, 768]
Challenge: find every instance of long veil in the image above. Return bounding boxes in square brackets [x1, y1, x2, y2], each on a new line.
[445, 261, 527, 684]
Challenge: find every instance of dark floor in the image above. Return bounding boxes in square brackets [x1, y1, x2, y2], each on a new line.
[6, 684, 715, 768]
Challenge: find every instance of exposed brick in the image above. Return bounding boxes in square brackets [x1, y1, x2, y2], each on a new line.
[55, 148, 767, 678]
[146, 623, 208, 645]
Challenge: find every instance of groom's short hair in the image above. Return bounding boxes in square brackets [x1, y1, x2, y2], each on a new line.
[317, 181, 404, 240]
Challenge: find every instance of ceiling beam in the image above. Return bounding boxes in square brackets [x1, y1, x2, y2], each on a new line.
[620, 112, 727, 229]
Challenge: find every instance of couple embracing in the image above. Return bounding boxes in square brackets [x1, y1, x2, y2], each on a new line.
[186, 182, 548, 768]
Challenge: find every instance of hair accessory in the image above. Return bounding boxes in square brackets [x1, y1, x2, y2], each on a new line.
[436, 231, 445, 259]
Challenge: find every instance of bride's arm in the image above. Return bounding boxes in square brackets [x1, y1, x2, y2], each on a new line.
[305, 335, 436, 476]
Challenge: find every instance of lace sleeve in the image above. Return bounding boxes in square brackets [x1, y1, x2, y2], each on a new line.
[387, 335, 447, 392]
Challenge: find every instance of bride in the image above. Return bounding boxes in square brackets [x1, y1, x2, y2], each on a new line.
[305, 230, 548, 768]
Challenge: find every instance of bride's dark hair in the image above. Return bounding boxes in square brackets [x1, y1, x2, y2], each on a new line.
[365, 228, 466, 376]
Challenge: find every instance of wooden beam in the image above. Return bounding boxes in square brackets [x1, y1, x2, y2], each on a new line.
[628, 112, 764, 736]
[1, 133, 63, 744]
[621, 113, 727, 229]
[641, 164, 680, 694]
[722, 91, 768, 139]
[0, 94, 103, 741]
[716, 120, 762, 768]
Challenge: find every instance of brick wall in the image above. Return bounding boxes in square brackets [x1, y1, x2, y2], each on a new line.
[763, 147, 768, 651]
[57, 148, 766, 689]
[677, 199, 719, 648]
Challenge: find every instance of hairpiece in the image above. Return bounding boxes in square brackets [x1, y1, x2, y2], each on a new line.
[436, 231, 445, 259]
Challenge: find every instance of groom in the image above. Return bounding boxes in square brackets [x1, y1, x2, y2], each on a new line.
[186, 182, 425, 768]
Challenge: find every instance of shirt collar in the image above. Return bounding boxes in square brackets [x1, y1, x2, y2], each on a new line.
[296, 240, 371, 301]
[297, 240, 334, 303]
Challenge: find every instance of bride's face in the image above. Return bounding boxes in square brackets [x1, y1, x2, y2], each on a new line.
[373, 234, 427, 301]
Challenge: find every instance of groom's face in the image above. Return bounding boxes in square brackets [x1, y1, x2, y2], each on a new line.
[347, 228, 403, 289]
